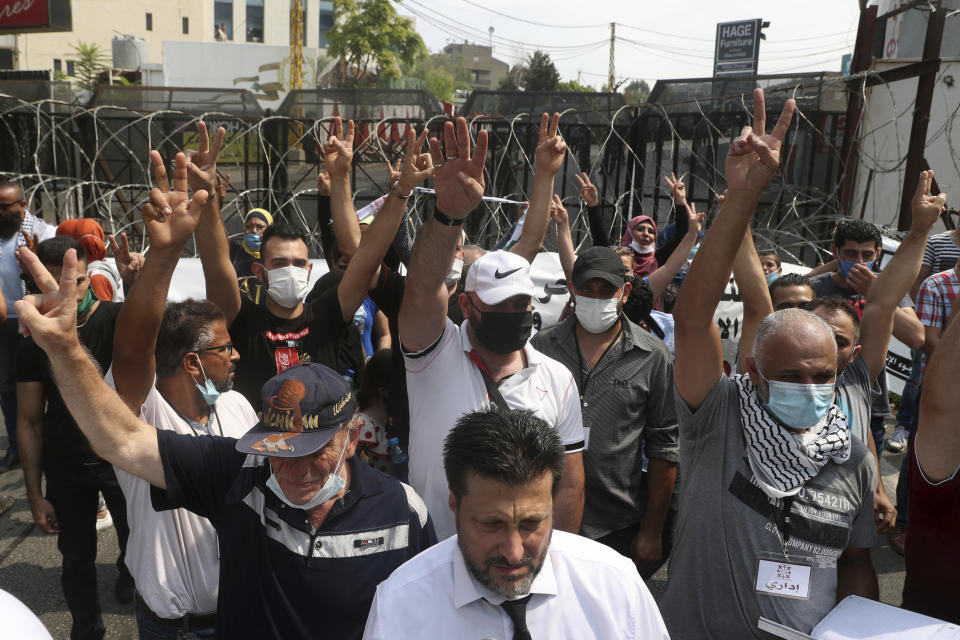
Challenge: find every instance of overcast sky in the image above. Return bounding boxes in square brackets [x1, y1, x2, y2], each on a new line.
[396, 0, 864, 87]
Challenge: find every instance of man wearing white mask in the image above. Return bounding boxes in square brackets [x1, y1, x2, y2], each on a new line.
[192, 122, 434, 411]
[532, 246, 678, 578]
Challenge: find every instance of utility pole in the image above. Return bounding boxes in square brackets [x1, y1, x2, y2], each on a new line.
[290, 0, 304, 92]
[608, 22, 616, 92]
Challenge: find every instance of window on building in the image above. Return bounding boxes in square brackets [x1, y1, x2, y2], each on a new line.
[317, 2, 334, 47]
[246, 0, 264, 42]
[53, 58, 62, 73]
[473, 55, 480, 63]
[146, 12, 153, 31]
[214, 1, 233, 40]
[66, 60, 75, 76]
[182, 17, 189, 34]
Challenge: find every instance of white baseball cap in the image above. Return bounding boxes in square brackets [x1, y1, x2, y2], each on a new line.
[464, 250, 536, 305]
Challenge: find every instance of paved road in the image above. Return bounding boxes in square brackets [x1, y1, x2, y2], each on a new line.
[0, 430, 909, 639]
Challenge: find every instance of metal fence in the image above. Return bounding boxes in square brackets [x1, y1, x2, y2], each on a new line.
[0, 79, 851, 264]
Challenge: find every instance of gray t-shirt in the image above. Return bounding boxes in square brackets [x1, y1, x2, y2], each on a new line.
[660, 376, 877, 639]
[836, 356, 873, 445]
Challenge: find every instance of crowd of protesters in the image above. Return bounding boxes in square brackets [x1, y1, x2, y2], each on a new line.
[0, 88, 957, 640]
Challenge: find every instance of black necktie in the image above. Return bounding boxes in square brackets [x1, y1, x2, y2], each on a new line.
[500, 595, 532, 640]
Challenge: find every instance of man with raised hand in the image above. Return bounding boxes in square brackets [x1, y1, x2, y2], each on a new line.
[191, 122, 432, 410]
[664, 90, 879, 639]
[732, 174, 947, 536]
[399, 117, 585, 541]
[13, 134, 437, 640]
[109, 150, 257, 638]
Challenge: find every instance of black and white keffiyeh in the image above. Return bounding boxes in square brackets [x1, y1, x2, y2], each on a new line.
[734, 374, 851, 499]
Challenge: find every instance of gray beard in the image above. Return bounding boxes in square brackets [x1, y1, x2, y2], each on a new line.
[456, 520, 550, 599]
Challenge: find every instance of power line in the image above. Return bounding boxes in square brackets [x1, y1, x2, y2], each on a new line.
[451, 0, 609, 29]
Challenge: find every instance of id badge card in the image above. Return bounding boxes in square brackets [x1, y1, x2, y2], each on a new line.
[754, 553, 812, 599]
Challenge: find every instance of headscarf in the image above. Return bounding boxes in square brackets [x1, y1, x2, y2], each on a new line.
[620, 215, 658, 278]
[243, 208, 274, 258]
[56, 218, 106, 262]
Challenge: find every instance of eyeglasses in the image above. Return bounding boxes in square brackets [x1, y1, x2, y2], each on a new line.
[194, 342, 234, 356]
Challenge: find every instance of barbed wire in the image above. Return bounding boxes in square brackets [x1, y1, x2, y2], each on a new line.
[0, 75, 939, 265]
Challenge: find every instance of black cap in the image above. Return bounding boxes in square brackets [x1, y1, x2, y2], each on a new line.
[572, 246, 626, 289]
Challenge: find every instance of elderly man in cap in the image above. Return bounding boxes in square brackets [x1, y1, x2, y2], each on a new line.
[13, 165, 435, 640]
[533, 246, 678, 577]
[399, 119, 584, 542]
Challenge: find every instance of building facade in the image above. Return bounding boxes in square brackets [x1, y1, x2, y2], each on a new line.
[0, 0, 334, 74]
[442, 43, 509, 90]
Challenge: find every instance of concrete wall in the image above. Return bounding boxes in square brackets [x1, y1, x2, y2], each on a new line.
[162, 40, 320, 110]
[850, 57, 960, 232]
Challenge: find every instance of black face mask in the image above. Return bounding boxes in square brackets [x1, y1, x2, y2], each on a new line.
[0, 213, 21, 239]
[469, 298, 533, 355]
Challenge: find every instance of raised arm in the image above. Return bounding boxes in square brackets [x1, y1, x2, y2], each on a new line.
[647, 201, 702, 299]
[674, 90, 795, 409]
[916, 275, 960, 482]
[186, 122, 241, 325]
[575, 171, 609, 246]
[734, 228, 774, 374]
[510, 113, 564, 263]
[550, 194, 575, 282]
[107, 232, 145, 291]
[654, 172, 691, 267]
[113, 151, 210, 411]
[325, 118, 362, 259]
[15, 248, 167, 489]
[399, 117, 488, 351]
[858, 170, 945, 382]
[337, 128, 434, 322]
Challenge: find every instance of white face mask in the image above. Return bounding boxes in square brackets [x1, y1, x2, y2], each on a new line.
[265, 265, 310, 308]
[445, 257, 464, 286]
[574, 294, 621, 333]
[629, 239, 655, 255]
[266, 435, 348, 510]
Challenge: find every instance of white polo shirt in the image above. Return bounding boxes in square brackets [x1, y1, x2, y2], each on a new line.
[106, 370, 258, 618]
[404, 318, 585, 540]
[362, 530, 669, 640]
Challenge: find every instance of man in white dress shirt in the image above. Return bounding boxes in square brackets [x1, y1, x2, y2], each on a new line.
[363, 407, 669, 640]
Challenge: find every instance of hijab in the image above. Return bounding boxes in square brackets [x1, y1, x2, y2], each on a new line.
[620, 215, 658, 278]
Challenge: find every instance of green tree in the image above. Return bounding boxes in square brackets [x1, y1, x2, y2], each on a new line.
[557, 79, 595, 92]
[68, 41, 110, 93]
[524, 50, 559, 91]
[327, 0, 427, 87]
[497, 63, 525, 90]
[623, 79, 651, 104]
[406, 52, 472, 101]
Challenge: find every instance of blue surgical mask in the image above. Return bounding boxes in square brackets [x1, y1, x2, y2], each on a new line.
[758, 371, 834, 429]
[765, 271, 780, 286]
[838, 259, 874, 280]
[193, 360, 220, 406]
[244, 233, 262, 252]
[265, 434, 348, 510]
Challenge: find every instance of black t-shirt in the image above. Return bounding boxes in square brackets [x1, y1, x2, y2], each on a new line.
[152, 430, 436, 640]
[17, 301, 122, 469]
[229, 287, 363, 411]
[229, 240, 266, 305]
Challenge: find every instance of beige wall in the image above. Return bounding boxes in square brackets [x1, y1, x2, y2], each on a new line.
[14, 0, 321, 73]
[18, 0, 209, 70]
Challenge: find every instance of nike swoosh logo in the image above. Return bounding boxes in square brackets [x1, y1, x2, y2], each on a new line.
[494, 267, 522, 279]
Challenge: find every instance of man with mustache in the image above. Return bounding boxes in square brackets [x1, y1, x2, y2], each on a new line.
[363, 406, 669, 639]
